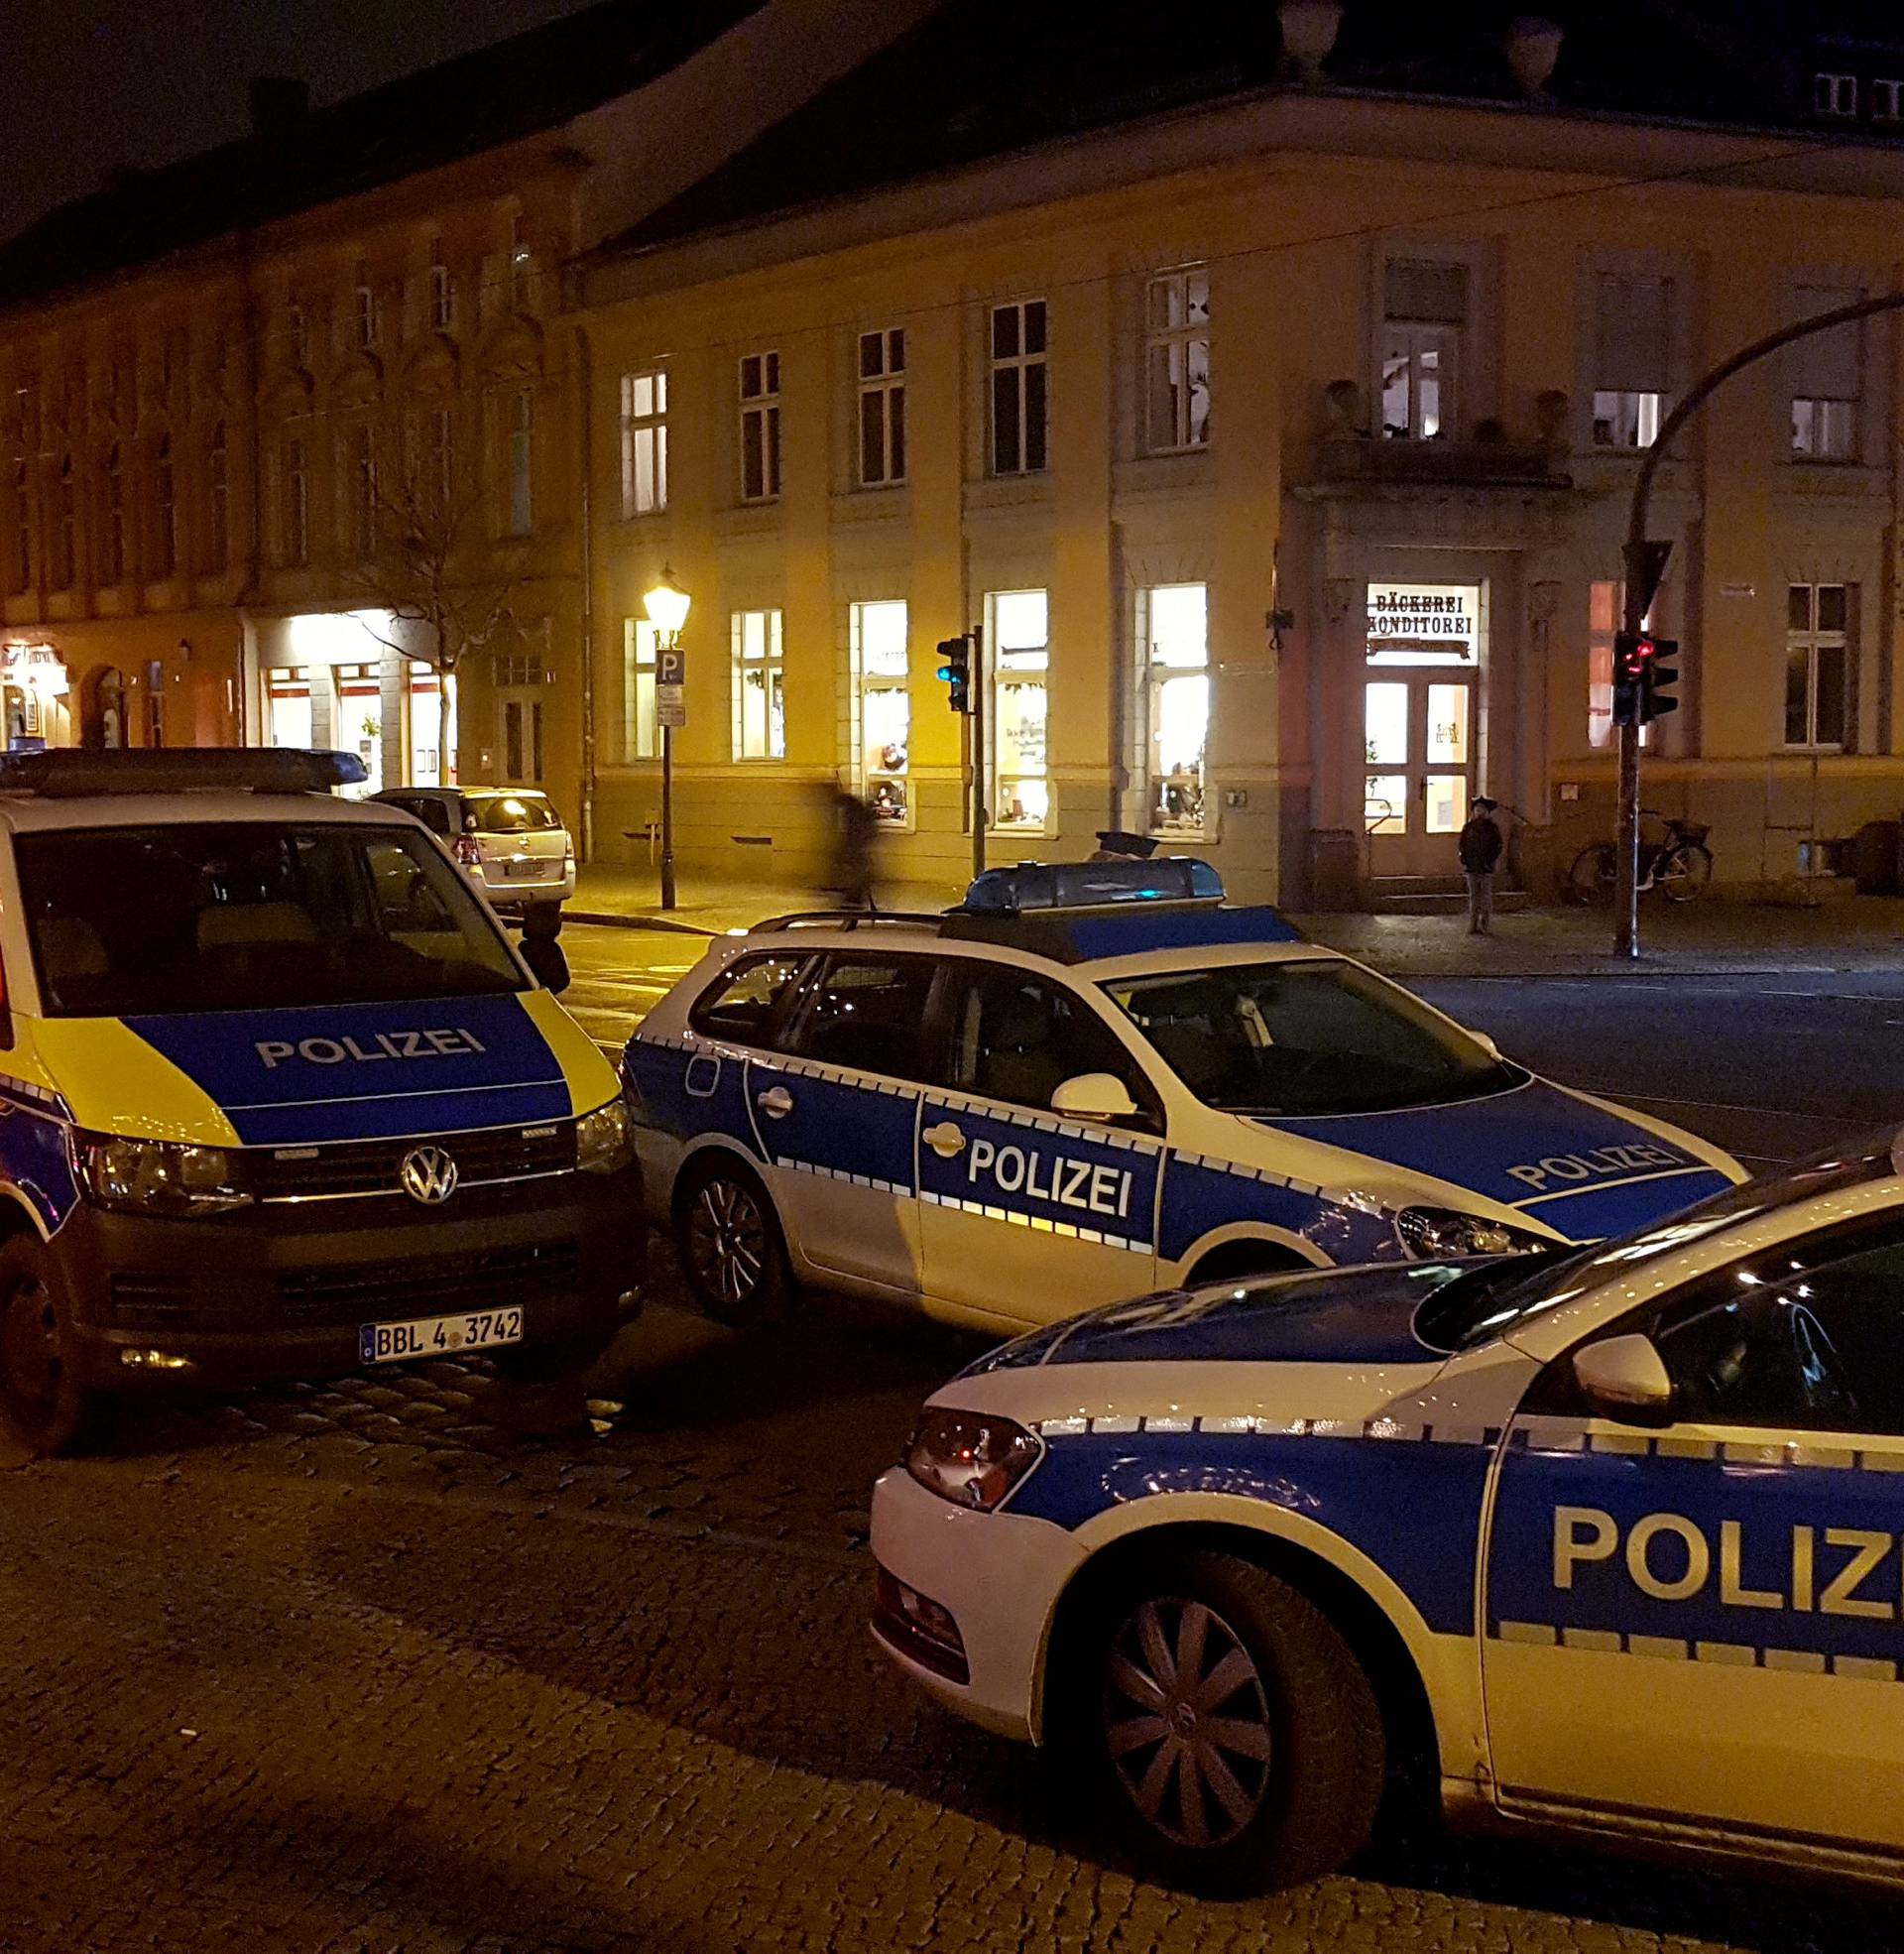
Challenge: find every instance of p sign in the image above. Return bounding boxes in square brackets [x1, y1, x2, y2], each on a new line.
[656, 645, 686, 729]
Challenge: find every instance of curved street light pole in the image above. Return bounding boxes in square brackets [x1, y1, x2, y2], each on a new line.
[1615, 289, 1904, 954]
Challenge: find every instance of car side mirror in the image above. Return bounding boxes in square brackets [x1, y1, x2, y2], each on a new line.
[520, 934, 569, 994]
[1571, 1332, 1674, 1427]
[1050, 1072, 1138, 1124]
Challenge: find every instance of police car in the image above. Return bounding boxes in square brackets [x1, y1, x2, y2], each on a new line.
[623, 859, 1739, 1328]
[0, 749, 642, 1458]
[871, 1133, 1904, 1894]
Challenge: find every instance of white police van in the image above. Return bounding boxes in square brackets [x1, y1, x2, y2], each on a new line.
[623, 860, 1739, 1327]
[871, 1134, 1904, 1894]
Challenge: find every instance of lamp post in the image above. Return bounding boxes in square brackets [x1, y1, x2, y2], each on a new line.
[643, 567, 691, 912]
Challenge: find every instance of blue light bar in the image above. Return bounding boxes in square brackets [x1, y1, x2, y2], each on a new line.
[0, 748, 369, 796]
[960, 858, 1225, 915]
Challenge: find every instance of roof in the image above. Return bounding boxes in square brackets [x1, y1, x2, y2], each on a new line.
[0, 792, 421, 834]
[0, 0, 764, 312]
[602, 0, 1904, 262]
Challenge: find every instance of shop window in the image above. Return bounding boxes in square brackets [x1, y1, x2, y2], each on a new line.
[620, 369, 667, 517]
[408, 663, 444, 787]
[1785, 583, 1852, 749]
[1138, 583, 1209, 834]
[1380, 260, 1465, 439]
[858, 330, 905, 487]
[987, 588, 1049, 831]
[266, 666, 311, 750]
[334, 662, 383, 794]
[1791, 283, 1861, 462]
[731, 608, 784, 760]
[851, 600, 909, 822]
[623, 617, 658, 760]
[1143, 268, 1210, 453]
[739, 352, 781, 503]
[1592, 273, 1672, 447]
[990, 301, 1047, 475]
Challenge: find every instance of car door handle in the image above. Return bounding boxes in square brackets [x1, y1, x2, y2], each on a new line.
[756, 1086, 794, 1119]
[923, 1121, 966, 1159]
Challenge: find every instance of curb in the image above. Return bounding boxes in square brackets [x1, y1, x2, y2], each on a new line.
[563, 910, 720, 936]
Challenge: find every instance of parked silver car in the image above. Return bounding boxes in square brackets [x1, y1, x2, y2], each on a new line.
[373, 786, 576, 916]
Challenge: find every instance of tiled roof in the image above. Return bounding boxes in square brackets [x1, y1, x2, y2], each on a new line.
[0, 0, 763, 310]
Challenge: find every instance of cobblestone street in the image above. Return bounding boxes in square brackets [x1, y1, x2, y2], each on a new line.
[3, 1259, 1898, 1954]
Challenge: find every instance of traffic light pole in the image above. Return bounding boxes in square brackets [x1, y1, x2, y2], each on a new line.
[970, 623, 987, 881]
[1614, 290, 1904, 957]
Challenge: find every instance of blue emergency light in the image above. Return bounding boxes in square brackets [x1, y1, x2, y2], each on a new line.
[959, 858, 1226, 915]
[0, 748, 369, 796]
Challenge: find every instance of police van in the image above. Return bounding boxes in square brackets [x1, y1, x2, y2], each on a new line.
[623, 860, 1740, 1329]
[0, 749, 642, 1457]
[871, 1133, 1904, 1894]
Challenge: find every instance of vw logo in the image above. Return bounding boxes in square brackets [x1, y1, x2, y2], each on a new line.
[400, 1145, 459, 1205]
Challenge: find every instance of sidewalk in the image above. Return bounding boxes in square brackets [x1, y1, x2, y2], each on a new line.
[568, 864, 1904, 977]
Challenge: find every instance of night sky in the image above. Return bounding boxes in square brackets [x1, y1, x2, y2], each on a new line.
[0, 0, 596, 243]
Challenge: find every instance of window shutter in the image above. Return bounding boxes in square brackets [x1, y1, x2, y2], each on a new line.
[1795, 285, 1861, 401]
[1383, 260, 1468, 324]
[1595, 274, 1672, 392]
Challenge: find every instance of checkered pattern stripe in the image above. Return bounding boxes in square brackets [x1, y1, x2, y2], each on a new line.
[919, 1189, 1150, 1256]
[1492, 1621, 1901, 1684]
[1031, 1412, 1499, 1443]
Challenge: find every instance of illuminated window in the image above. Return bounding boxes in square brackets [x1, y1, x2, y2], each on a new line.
[987, 588, 1048, 829]
[990, 302, 1046, 475]
[1143, 269, 1210, 452]
[1588, 581, 1652, 751]
[1380, 260, 1465, 439]
[623, 617, 658, 760]
[731, 608, 784, 759]
[620, 369, 667, 517]
[1785, 584, 1852, 749]
[1138, 583, 1209, 834]
[857, 331, 905, 487]
[739, 352, 780, 502]
[266, 666, 311, 749]
[851, 600, 909, 821]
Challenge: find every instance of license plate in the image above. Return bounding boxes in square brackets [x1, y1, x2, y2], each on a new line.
[505, 860, 547, 879]
[359, 1307, 524, 1366]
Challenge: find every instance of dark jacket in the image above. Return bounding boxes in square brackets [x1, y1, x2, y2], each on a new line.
[1458, 810, 1503, 875]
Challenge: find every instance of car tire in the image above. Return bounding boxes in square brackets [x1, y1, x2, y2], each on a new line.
[1186, 1244, 1314, 1287]
[1072, 1550, 1384, 1894]
[0, 1233, 111, 1458]
[673, 1156, 791, 1328]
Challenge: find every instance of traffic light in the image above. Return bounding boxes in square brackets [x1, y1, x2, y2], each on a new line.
[1642, 636, 1680, 723]
[1611, 631, 1647, 727]
[936, 634, 972, 714]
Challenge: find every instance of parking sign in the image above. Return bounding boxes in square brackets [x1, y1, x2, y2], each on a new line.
[656, 646, 686, 729]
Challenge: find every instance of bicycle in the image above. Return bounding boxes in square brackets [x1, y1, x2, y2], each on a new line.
[1566, 813, 1714, 905]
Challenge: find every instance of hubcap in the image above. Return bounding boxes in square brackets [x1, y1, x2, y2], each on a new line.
[2, 1280, 61, 1414]
[686, 1179, 767, 1306]
[1103, 1596, 1273, 1850]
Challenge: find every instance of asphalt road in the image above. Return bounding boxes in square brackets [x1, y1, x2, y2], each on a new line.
[3, 924, 1899, 1952]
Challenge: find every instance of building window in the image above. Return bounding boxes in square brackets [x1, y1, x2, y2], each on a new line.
[505, 389, 533, 536]
[857, 330, 906, 486]
[1592, 272, 1671, 447]
[52, 454, 75, 589]
[988, 588, 1049, 829]
[355, 274, 378, 352]
[739, 352, 780, 503]
[335, 662, 384, 793]
[731, 608, 785, 759]
[509, 211, 535, 311]
[623, 617, 659, 760]
[348, 423, 377, 555]
[287, 302, 309, 368]
[990, 301, 1047, 475]
[1815, 72, 1858, 118]
[144, 657, 166, 749]
[11, 453, 29, 594]
[206, 423, 229, 574]
[620, 369, 667, 517]
[154, 433, 176, 577]
[266, 666, 311, 748]
[1380, 259, 1466, 439]
[1138, 583, 1209, 834]
[851, 600, 909, 821]
[1874, 78, 1904, 123]
[427, 241, 453, 333]
[1791, 283, 1862, 462]
[1786, 583, 1851, 749]
[282, 436, 307, 566]
[1143, 268, 1211, 453]
[423, 406, 453, 511]
[496, 650, 546, 784]
[102, 442, 126, 584]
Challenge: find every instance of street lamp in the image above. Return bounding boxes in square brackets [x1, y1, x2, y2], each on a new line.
[643, 568, 690, 911]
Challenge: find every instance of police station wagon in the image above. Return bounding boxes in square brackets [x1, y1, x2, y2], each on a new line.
[0, 749, 642, 1457]
[623, 861, 1740, 1329]
[871, 1133, 1904, 1894]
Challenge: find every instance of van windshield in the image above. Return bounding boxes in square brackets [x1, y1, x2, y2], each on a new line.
[18, 823, 527, 1017]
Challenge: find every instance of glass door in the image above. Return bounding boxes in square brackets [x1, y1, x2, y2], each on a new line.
[1365, 673, 1475, 876]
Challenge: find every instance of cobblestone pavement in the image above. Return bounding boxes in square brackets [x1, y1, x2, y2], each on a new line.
[2, 1263, 1896, 1952]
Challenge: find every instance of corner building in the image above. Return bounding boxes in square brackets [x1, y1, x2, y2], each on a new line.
[579, 2, 1904, 903]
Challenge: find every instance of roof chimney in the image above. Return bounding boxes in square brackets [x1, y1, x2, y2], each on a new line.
[1505, 18, 1564, 98]
[249, 75, 310, 140]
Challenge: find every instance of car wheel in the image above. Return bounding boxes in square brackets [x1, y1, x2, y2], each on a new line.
[1076, 1551, 1384, 1893]
[0, 1234, 110, 1458]
[1186, 1244, 1313, 1287]
[673, 1157, 790, 1327]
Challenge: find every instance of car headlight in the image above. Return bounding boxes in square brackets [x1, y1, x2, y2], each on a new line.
[904, 1407, 1042, 1511]
[575, 1098, 636, 1174]
[78, 1134, 250, 1216]
[1394, 1205, 1550, 1260]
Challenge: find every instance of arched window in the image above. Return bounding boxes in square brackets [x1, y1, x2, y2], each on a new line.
[206, 422, 229, 574]
[154, 434, 176, 578]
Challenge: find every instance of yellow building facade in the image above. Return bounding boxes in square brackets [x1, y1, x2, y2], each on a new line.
[581, 85, 1904, 902]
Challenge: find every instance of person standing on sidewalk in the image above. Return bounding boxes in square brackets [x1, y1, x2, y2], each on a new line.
[1459, 796, 1503, 934]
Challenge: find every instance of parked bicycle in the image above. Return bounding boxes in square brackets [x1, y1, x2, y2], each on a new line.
[1566, 812, 1714, 905]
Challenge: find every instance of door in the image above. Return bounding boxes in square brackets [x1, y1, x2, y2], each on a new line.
[1482, 1220, 1904, 1853]
[746, 950, 940, 1293]
[916, 964, 1165, 1325]
[1364, 673, 1474, 877]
